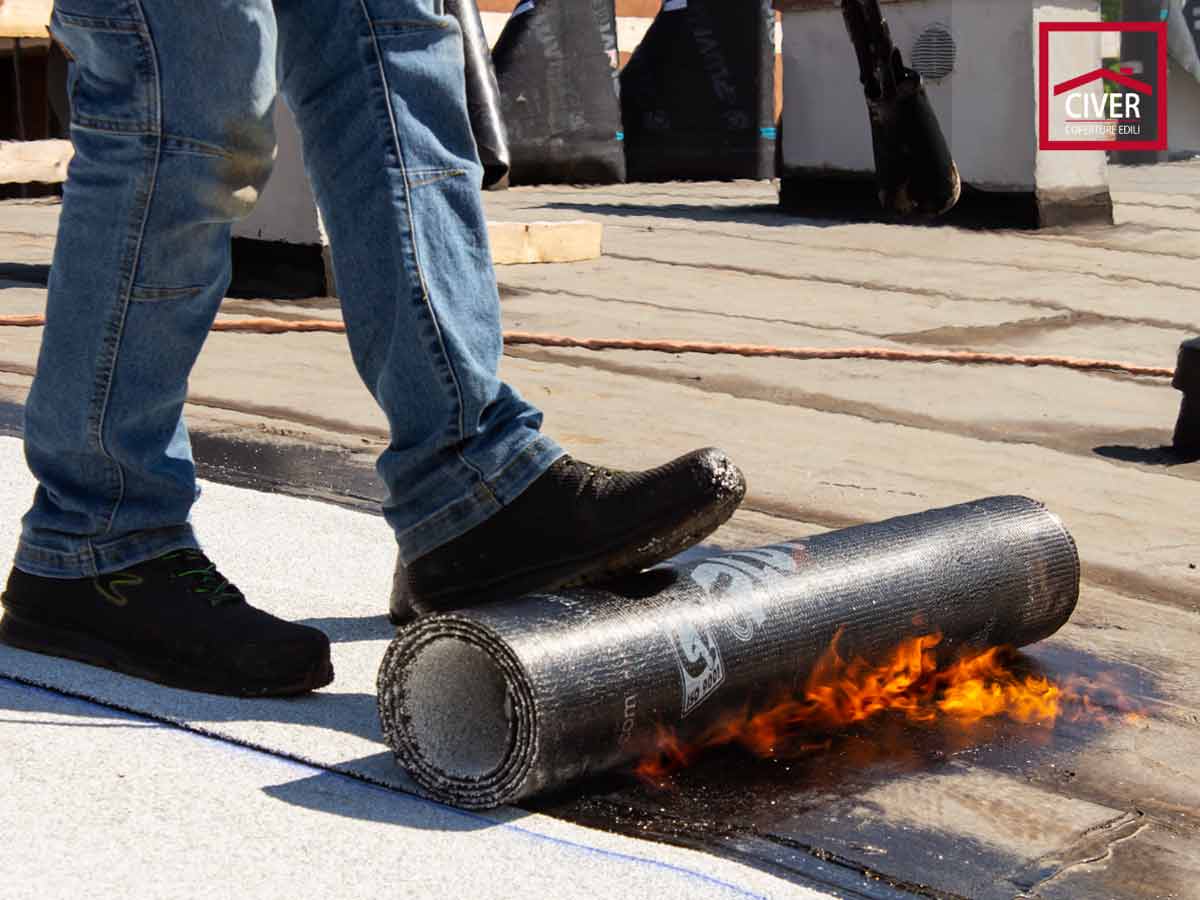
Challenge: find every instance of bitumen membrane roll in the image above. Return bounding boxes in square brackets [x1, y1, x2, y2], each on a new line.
[491, 0, 626, 185]
[620, 0, 777, 182]
[378, 496, 1079, 809]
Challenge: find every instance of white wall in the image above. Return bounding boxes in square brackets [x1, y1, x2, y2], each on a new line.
[781, 0, 1107, 194]
[1032, 3, 1108, 192]
[232, 99, 322, 246]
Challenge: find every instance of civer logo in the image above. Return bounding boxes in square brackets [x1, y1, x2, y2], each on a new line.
[1039, 21, 1168, 151]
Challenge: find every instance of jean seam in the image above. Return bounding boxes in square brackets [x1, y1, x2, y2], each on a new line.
[129, 283, 208, 301]
[406, 167, 467, 188]
[52, 11, 146, 33]
[392, 480, 500, 545]
[356, 0, 495, 503]
[16, 526, 199, 578]
[16, 541, 92, 565]
[371, 19, 451, 34]
[90, 0, 162, 543]
[70, 117, 156, 135]
[479, 434, 565, 503]
[160, 134, 233, 159]
[393, 436, 554, 544]
[393, 436, 562, 562]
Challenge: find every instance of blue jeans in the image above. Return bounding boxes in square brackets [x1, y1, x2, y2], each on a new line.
[17, 0, 563, 579]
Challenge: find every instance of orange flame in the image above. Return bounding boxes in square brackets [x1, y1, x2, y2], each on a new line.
[636, 631, 1140, 784]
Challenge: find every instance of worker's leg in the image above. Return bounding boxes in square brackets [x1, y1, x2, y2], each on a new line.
[5, 1, 331, 697]
[274, 0, 562, 563]
[16, 0, 278, 578]
[275, 0, 746, 621]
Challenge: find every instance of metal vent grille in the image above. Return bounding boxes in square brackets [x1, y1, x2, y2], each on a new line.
[911, 23, 956, 81]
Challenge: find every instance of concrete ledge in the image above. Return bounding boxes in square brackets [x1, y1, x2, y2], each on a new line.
[229, 238, 329, 300]
[1034, 188, 1116, 229]
[779, 170, 1114, 229]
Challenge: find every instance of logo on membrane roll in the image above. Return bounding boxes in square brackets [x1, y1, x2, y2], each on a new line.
[668, 544, 804, 717]
[691, 545, 799, 642]
[669, 613, 725, 717]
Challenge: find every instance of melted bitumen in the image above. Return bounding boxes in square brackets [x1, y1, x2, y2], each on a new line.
[0, 411, 1165, 898]
[528, 648, 1155, 899]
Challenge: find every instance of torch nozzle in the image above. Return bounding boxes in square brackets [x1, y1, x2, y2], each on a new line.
[840, 0, 961, 218]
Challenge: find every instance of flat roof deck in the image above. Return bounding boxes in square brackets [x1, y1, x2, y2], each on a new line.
[1, 162, 1197, 898]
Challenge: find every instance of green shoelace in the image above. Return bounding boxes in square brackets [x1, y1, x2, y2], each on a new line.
[162, 550, 244, 607]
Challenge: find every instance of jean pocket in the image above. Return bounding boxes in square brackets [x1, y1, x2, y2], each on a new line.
[49, 9, 155, 134]
[130, 147, 268, 301]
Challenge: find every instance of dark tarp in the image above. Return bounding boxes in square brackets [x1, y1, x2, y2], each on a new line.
[491, 0, 626, 185]
[620, 0, 777, 182]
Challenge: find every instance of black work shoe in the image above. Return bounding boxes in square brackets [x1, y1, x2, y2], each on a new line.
[0, 550, 333, 697]
[390, 447, 746, 624]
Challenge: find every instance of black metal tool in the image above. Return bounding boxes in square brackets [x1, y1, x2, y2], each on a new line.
[1173, 337, 1200, 457]
[840, 0, 961, 217]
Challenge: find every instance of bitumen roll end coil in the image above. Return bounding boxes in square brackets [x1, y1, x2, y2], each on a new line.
[379, 496, 1079, 809]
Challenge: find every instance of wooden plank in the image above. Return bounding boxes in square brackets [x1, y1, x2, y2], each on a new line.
[0, 145, 605, 269]
[0, 139, 71, 184]
[488, 220, 603, 265]
[0, 0, 52, 38]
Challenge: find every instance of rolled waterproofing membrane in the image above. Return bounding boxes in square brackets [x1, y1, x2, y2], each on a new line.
[378, 496, 1079, 809]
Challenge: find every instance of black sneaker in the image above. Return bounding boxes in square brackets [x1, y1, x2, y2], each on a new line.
[0, 550, 333, 697]
[390, 447, 746, 624]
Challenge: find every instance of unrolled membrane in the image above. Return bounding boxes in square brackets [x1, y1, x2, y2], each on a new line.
[378, 496, 1079, 809]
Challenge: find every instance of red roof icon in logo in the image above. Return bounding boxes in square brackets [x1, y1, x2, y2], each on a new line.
[1053, 67, 1153, 96]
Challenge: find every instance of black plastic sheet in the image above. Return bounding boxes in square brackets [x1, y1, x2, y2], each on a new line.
[620, 0, 777, 182]
[445, 0, 510, 189]
[491, 0, 626, 185]
[378, 496, 1079, 809]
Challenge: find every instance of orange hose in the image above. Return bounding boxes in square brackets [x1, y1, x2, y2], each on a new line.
[0, 313, 1176, 379]
[502, 332, 1175, 379]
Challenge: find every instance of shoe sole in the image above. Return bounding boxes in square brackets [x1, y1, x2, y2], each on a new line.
[0, 612, 334, 698]
[390, 486, 742, 626]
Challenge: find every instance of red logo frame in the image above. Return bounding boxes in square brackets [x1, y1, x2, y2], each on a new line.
[1039, 22, 1168, 151]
